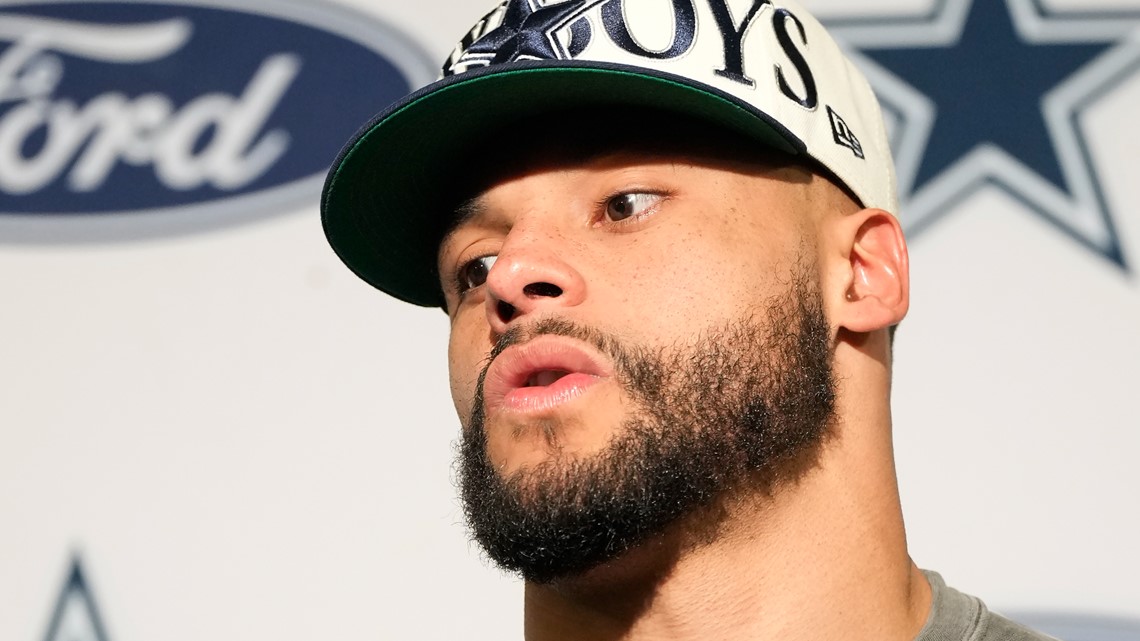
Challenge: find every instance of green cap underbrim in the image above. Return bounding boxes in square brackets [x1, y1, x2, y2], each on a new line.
[321, 61, 804, 308]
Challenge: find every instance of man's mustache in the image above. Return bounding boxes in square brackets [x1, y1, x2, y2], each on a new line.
[482, 317, 618, 371]
[475, 317, 637, 405]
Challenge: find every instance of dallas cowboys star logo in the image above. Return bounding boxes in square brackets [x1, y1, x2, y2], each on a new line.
[41, 558, 112, 641]
[824, 0, 1140, 267]
[459, 0, 603, 69]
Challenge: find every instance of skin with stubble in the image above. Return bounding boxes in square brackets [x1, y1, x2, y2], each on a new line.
[436, 126, 927, 641]
[460, 275, 834, 584]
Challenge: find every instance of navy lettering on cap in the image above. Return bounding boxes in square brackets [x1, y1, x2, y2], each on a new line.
[601, 0, 696, 60]
[773, 8, 818, 110]
[709, 0, 772, 87]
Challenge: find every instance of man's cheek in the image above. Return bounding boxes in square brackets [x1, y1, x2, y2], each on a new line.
[446, 352, 482, 425]
[448, 368, 477, 424]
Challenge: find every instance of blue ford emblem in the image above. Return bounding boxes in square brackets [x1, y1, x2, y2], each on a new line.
[0, 1, 434, 237]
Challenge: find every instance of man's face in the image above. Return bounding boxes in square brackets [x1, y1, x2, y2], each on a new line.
[437, 146, 841, 583]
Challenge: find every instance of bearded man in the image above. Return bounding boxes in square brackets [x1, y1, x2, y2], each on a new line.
[320, 1, 1055, 639]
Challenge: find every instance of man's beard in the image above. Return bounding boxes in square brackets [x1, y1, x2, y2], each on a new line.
[458, 272, 836, 584]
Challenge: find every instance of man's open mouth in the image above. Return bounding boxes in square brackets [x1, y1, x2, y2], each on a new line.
[524, 370, 571, 387]
[481, 336, 612, 416]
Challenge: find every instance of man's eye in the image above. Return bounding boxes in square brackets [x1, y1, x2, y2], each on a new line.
[456, 255, 496, 293]
[605, 192, 662, 222]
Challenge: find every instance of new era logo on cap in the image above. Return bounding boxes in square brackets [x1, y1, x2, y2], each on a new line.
[828, 105, 864, 159]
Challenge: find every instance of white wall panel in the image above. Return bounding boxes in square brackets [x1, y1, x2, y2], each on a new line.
[2, 1, 1137, 640]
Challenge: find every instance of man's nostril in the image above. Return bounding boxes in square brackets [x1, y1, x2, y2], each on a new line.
[496, 300, 516, 323]
[523, 282, 563, 298]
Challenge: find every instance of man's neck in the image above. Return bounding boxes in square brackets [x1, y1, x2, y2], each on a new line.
[521, 420, 932, 641]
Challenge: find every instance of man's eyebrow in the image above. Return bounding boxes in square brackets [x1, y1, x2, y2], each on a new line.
[441, 195, 487, 247]
[444, 195, 485, 237]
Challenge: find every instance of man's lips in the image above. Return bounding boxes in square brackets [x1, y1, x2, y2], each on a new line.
[482, 335, 612, 417]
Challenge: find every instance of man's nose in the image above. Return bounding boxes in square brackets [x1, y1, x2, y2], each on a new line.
[483, 227, 585, 333]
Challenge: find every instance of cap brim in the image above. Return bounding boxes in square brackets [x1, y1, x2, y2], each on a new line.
[321, 60, 806, 308]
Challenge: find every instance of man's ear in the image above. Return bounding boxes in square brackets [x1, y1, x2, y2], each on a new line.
[833, 208, 909, 334]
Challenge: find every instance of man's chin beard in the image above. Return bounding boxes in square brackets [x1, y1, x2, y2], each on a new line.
[458, 275, 836, 585]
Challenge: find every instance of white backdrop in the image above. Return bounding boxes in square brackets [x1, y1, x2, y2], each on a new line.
[2, 1, 1138, 640]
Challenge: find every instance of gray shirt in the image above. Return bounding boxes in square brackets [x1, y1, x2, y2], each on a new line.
[918, 572, 1058, 641]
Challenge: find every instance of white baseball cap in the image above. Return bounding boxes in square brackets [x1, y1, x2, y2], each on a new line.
[322, 0, 896, 306]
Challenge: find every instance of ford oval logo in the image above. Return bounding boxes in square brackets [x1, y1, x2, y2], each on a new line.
[0, 0, 434, 239]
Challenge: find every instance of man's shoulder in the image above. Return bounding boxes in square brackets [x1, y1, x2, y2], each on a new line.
[917, 571, 1058, 641]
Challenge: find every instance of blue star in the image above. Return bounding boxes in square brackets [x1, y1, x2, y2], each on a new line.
[465, 0, 599, 65]
[41, 558, 111, 641]
[824, 0, 1140, 266]
[863, 2, 1107, 194]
